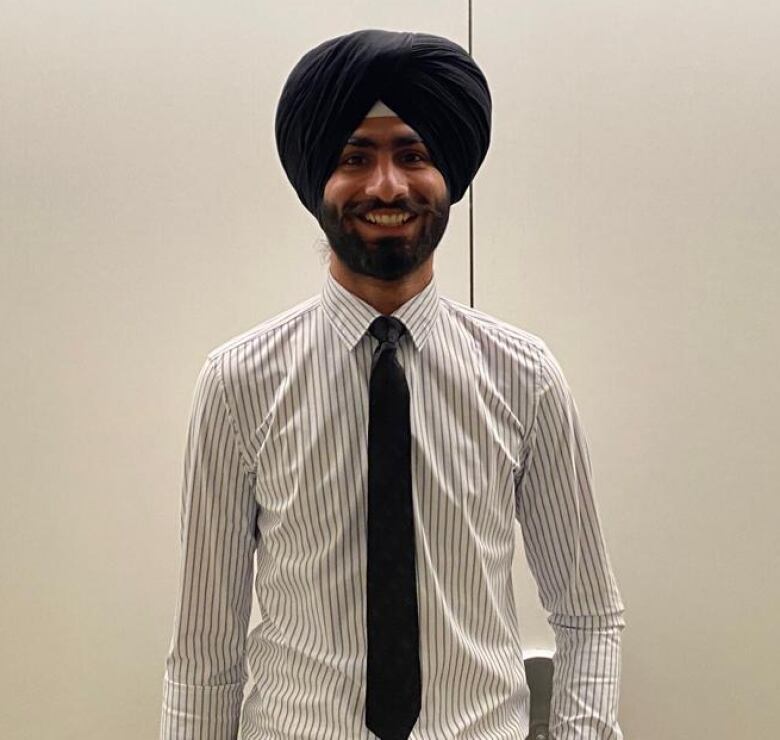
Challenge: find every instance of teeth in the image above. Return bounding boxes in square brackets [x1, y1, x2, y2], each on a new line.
[364, 212, 412, 226]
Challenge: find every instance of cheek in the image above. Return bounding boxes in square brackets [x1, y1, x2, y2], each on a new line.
[322, 173, 342, 200]
[420, 170, 448, 200]
[322, 179, 350, 213]
[322, 181, 335, 205]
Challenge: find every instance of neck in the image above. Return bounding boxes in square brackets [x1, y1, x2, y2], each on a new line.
[329, 254, 433, 315]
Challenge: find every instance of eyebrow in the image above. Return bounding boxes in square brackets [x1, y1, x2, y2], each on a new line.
[345, 134, 425, 149]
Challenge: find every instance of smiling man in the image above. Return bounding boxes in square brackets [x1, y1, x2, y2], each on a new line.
[317, 109, 451, 315]
[161, 29, 626, 740]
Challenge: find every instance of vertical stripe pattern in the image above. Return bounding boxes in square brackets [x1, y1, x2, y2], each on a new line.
[161, 269, 626, 739]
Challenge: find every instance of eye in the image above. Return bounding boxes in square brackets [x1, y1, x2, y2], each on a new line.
[341, 152, 427, 166]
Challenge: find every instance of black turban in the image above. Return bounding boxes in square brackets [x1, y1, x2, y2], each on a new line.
[274, 29, 492, 221]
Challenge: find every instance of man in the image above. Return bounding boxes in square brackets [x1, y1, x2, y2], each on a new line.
[161, 29, 625, 740]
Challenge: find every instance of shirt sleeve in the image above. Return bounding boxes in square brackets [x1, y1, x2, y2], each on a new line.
[161, 356, 259, 740]
[514, 341, 626, 739]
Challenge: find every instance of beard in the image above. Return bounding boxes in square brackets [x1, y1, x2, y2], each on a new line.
[316, 192, 451, 282]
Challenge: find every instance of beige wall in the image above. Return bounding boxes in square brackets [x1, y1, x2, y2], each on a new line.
[2, 2, 778, 738]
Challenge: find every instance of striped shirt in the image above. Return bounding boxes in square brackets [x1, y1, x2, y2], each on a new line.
[161, 268, 626, 739]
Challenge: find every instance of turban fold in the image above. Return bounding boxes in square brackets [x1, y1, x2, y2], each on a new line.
[274, 29, 492, 220]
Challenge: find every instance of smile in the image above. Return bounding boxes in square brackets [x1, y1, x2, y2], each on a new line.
[357, 213, 418, 229]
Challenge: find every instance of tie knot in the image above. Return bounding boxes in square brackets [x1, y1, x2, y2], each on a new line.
[368, 315, 406, 348]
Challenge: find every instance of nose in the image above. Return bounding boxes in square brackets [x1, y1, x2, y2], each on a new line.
[363, 155, 410, 204]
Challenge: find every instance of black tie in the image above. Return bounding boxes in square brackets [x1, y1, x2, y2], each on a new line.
[365, 315, 421, 740]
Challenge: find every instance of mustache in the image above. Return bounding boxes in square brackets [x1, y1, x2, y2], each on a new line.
[350, 200, 441, 218]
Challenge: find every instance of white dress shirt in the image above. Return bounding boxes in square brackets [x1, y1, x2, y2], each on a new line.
[161, 268, 626, 739]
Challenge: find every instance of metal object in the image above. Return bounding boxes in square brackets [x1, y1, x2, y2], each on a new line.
[524, 651, 554, 740]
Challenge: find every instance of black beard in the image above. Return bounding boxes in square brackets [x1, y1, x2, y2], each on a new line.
[317, 194, 451, 282]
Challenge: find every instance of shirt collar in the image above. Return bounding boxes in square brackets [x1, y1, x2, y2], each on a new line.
[321, 267, 441, 353]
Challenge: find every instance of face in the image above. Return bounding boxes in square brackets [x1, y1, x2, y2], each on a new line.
[318, 116, 451, 282]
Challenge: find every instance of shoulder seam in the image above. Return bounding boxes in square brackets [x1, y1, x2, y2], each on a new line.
[516, 339, 549, 486]
[208, 355, 255, 475]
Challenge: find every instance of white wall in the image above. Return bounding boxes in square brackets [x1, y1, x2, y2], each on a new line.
[1, 2, 778, 738]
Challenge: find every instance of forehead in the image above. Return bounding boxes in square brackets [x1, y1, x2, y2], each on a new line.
[346, 115, 424, 145]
